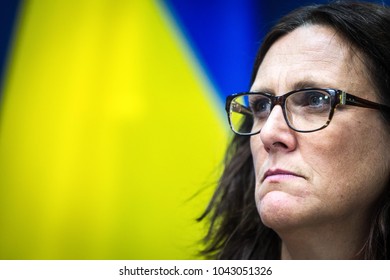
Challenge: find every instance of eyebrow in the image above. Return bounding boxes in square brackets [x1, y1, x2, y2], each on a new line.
[292, 80, 326, 90]
[251, 79, 329, 95]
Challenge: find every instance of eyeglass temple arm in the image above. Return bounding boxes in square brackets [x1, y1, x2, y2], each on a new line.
[230, 100, 253, 116]
[341, 92, 390, 111]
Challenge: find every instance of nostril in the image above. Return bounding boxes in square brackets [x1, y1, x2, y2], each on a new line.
[264, 141, 289, 153]
[272, 142, 288, 149]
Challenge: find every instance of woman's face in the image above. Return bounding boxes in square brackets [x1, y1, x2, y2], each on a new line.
[251, 25, 390, 237]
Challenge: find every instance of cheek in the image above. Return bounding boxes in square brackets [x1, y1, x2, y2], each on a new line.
[305, 120, 390, 208]
[250, 136, 266, 172]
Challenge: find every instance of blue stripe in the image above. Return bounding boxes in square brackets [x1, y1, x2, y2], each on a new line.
[0, 0, 22, 96]
[163, 0, 262, 104]
[162, 0, 389, 104]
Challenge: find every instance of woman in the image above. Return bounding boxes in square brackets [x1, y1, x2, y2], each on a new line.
[200, 1, 390, 259]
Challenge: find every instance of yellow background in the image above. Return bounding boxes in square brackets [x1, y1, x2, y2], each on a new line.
[0, 0, 227, 259]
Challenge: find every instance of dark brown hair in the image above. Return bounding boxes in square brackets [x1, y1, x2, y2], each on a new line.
[200, 1, 390, 259]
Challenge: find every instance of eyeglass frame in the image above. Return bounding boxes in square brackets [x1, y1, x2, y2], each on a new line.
[225, 88, 390, 135]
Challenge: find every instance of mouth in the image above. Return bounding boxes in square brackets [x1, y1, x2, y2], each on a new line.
[262, 168, 304, 183]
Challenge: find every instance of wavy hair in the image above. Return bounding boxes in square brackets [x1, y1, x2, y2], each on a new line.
[199, 1, 390, 259]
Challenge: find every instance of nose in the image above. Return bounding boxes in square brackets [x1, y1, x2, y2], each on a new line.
[258, 105, 297, 153]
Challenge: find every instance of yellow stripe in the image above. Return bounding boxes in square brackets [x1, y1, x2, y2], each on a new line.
[0, 0, 227, 259]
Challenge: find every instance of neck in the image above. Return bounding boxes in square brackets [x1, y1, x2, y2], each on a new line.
[278, 222, 368, 260]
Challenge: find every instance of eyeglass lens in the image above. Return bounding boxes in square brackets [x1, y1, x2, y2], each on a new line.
[229, 89, 332, 134]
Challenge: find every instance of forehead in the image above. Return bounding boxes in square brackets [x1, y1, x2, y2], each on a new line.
[251, 25, 371, 96]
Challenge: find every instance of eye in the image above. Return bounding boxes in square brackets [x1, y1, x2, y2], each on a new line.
[297, 90, 330, 109]
[305, 91, 327, 107]
[287, 90, 331, 114]
[249, 96, 271, 117]
[309, 94, 321, 106]
[313, 93, 329, 107]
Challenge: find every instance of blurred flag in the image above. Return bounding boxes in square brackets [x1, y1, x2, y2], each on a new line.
[0, 0, 229, 259]
[4, 0, 376, 260]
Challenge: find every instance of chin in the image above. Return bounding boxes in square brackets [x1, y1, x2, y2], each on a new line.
[257, 191, 305, 230]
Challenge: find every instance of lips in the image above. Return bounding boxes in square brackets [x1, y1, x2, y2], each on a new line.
[262, 168, 304, 182]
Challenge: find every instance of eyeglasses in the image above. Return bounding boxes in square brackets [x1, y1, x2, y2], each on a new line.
[226, 88, 390, 135]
